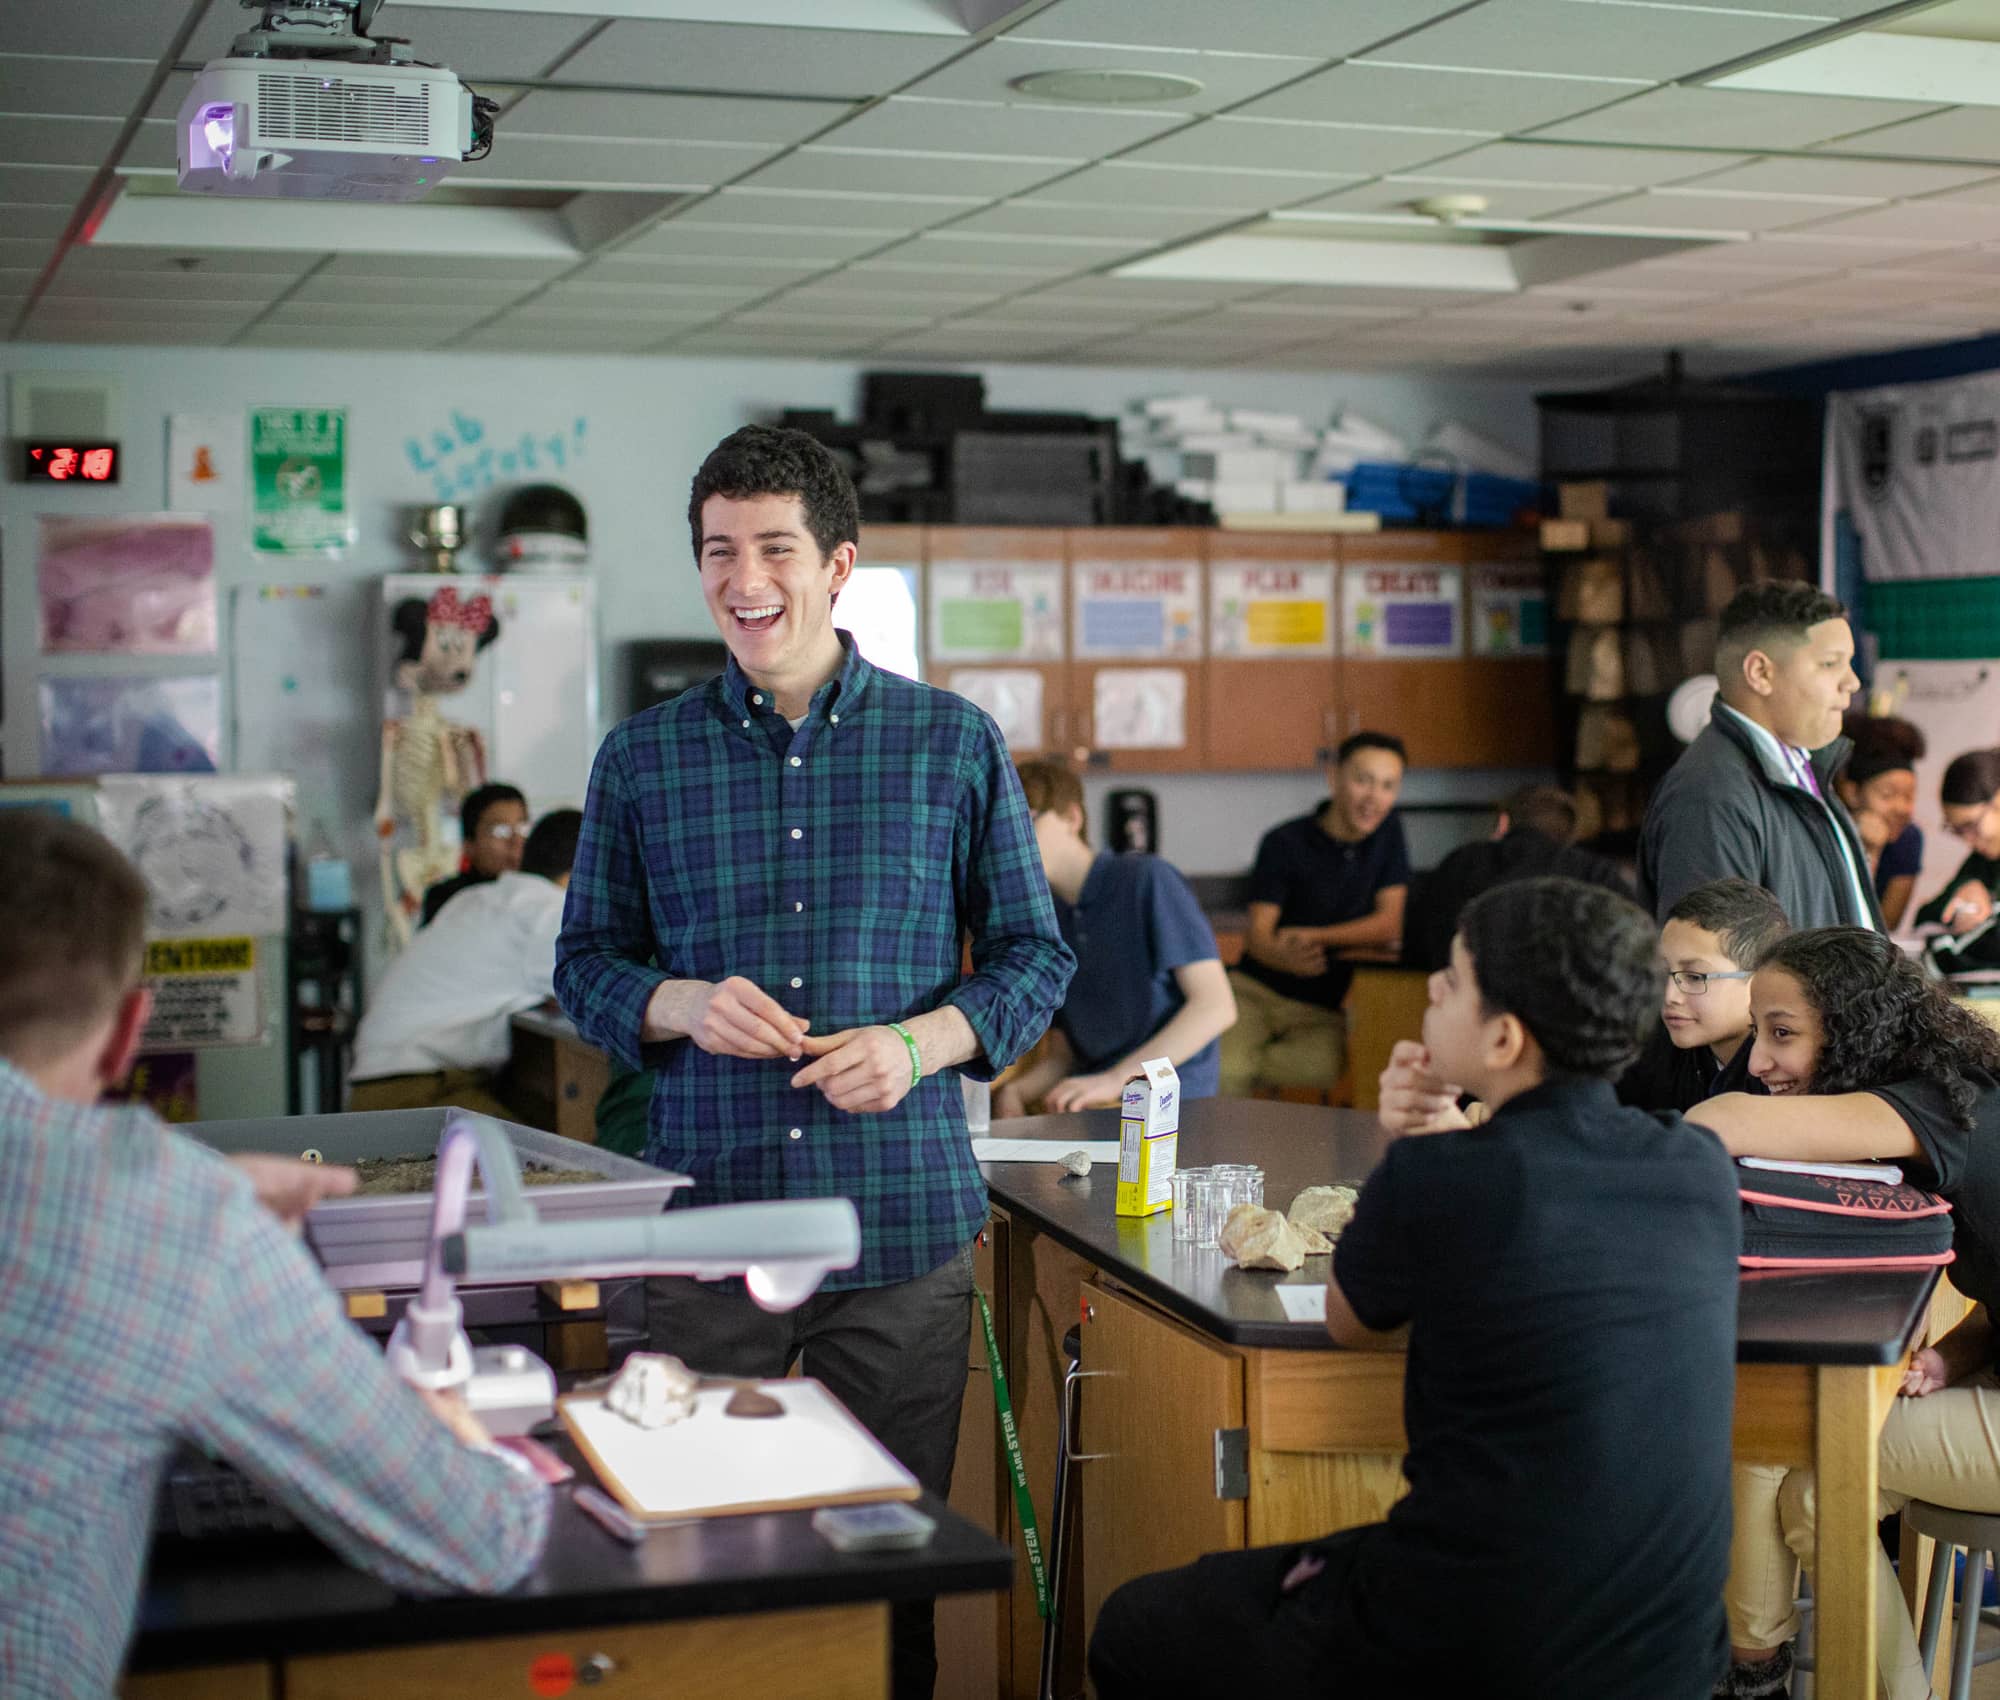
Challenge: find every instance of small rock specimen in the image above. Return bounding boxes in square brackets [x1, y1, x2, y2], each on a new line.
[604, 1352, 701, 1430]
[1059, 1148, 1094, 1177]
[1218, 1203, 1309, 1272]
[1287, 1185, 1360, 1241]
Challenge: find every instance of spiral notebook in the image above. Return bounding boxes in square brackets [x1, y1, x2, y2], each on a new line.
[559, 1377, 919, 1522]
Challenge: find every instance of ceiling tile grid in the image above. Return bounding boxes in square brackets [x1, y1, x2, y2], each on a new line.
[17, 0, 2000, 377]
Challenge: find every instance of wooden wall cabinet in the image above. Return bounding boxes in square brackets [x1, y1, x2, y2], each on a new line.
[926, 529, 1071, 759]
[1204, 533, 1339, 771]
[1066, 530, 1205, 774]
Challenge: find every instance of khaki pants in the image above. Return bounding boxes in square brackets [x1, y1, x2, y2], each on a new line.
[347, 1067, 522, 1123]
[1727, 1371, 2000, 1699]
[1220, 971, 1346, 1096]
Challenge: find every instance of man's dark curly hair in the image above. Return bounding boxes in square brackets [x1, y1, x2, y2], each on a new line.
[1458, 877, 1663, 1079]
[1760, 927, 2000, 1129]
[686, 424, 860, 565]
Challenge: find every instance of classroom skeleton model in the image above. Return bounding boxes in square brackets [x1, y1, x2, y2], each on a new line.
[375, 586, 500, 949]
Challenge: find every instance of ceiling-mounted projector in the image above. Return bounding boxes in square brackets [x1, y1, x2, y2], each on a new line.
[176, 0, 495, 201]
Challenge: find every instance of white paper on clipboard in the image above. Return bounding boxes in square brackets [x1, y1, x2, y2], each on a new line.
[946, 668, 1044, 749]
[1093, 668, 1185, 750]
[560, 1378, 918, 1521]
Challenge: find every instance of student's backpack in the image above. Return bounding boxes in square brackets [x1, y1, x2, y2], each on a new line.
[1737, 1166, 1955, 1270]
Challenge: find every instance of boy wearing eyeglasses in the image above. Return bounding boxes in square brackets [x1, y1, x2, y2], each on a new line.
[1617, 878, 1790, 1114]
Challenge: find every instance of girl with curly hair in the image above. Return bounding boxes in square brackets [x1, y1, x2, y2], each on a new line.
[1690, 927, 2000, 1700]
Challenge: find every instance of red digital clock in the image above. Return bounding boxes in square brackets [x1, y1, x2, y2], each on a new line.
[23, 442, 120, 483]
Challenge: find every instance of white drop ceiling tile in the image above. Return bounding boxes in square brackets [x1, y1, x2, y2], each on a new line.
[904, 39, 1312, 114]
[463, 136, 774, 192]
[1123, 119, 1477, 179]
[585, 251, 824, 284]
[1814, 108, 2000, 165]
[1851, 245, 2000, 276]
[287, 273, 544, 307]
[1790, 202, 2000, 243]
[1023, 0, 1465, 59]
[1673, 156, 1992, 200]
[233, 324, 451, 349]
[1731, 275, 1953, 312]
[148, 71, 191, 122]
[31, 296, 264, 325]
[0, 205, 73, 240]
[1285, 178, 1616, 222]
[754, 290, 952, 321]
[1750, 232, 1949, 263]
[69, 245, 321, 278]
[45, 271, 290, 303]
[1257, 284, 1489, 311]
[9, 0, 189, 60]
[906, 230, 1147, 271]
[551, 22, 967, 101]
[838, 261, 1046, 296]
[316, 252, 565, 280]
[944, 199, 1227, 242]
[0, 164, 93, 205]
[21, 322, 231, 346]
[121, 121, 178, 171]
[504, 90, 848, 149]
[1364, 1, 1813, 81]
[1234, 62, 1629, 134]
[1032, 161, 1357, 211]
[1036, 276, 1277, 307]
[1566, 190, 1868, 234]
[620, 222, 892, 263]
[0, 114, 125, 168]
[1400, 141, 1748, 191]
[0, 55, 155, 118]
[0, 236, 55, 272]
[1900, 178, 2000, 209]
[182, 5, 600, 81]
[674, 189, 982, 232]
[819, 96, 1189, 160]
[1532, 86, 1947, 152]
[741, 148, 1072, 200]
[259, 300, 492, 327]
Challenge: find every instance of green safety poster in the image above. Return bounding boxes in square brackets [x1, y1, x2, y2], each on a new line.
[250, 407, 352, 554]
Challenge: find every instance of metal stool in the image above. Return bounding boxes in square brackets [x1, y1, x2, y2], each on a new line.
[1906, 1498, 2000, 1700]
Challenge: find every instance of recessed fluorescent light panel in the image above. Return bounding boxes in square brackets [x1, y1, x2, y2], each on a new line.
[1712, 3, 2000, 106]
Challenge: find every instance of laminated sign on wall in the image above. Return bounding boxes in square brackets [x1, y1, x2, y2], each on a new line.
[1072, 561, 1201, 659]
[1208, 560, 1335, 656]
[140, 937, 264, 1050]
[928, 561, 1064, 662]
[1342, 563, 1462, 658]
[251, 407, 353, 555]
[96, 774, 292, 939]
[1470, 562, 1548, 656]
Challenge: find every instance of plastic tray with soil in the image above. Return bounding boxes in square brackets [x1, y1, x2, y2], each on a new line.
[351, 1154, 606, 1196]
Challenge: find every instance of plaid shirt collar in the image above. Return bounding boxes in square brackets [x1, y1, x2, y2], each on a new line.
[719, 630, 873, 730]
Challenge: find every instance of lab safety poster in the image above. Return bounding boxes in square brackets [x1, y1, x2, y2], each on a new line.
[139, 937, 264, 1050]
[1341, 563, 1462, 659]
[250, 407, 353, 554]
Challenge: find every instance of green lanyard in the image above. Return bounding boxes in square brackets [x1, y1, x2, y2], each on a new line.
[976, 1288, 1050, 1621]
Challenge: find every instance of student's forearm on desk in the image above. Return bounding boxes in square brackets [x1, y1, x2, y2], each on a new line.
[1684, 1090, 1923, 1162]
[1303, 888, 1406, 950]
[1106, 965, 1235, 1077]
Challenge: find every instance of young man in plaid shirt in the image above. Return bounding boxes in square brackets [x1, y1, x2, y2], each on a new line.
[0, 814, 548, 1699]
[557, 424, 1073, 1699]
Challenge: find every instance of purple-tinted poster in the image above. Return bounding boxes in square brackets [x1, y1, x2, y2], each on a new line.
[38, 515, 217, 655]
[38, 676, 221, 776]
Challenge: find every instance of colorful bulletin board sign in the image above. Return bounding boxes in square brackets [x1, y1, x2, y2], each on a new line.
[140, 936, 264, 1049]
[1071, 560, 1201, 660]
[928, 561, 1064, 663]
[1209, 560, 1335, 657]
[250, 407, 353, 555]
[1470, 561, 1549, 657]
[1341, 562, 1462, 659]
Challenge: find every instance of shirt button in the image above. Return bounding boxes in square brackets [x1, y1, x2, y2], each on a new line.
[795, 901, 803, 913]
[741, 719, 750, 729]
[830, 713, 839, 724]
[790, 827, 802, 840]
[788, 1127, 803, 1140]
[752, 693, 764, 705]
[790, 976, 803, 988]
[790, 756, 802, 767]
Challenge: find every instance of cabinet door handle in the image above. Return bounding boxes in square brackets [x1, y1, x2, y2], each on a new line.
[1064, 1362, 1113, 1464]
[1050, 707, 1067, 748]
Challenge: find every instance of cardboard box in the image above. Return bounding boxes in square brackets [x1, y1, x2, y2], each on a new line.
[1541, 516, 1631, 553]
[1559, 481, 1611, 521]
[1115, 1058, 1180, 1218]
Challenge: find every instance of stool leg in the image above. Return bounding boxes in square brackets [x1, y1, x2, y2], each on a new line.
[1951, 1551, 1988, 1700]
[1920, 1542, 1953, 1674]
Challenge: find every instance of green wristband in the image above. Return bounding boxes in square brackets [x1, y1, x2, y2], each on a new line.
[887, 1021, 922, 1089]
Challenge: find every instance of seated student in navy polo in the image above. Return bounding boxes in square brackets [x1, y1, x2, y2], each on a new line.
[999, 761, 1235, 1112]
[1222, 731, 1411, 1097]
[1089, 878, 1741, 1700]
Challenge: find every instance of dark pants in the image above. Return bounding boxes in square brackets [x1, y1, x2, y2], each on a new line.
[1089, 1529, 1376, 1700]
[645, 1239, 976, 1700]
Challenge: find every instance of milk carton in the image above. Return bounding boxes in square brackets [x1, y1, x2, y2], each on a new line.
[1115, 1057, 1180, 1218]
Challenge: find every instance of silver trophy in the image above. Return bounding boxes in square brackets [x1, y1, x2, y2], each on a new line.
[407, 503, 466, 573]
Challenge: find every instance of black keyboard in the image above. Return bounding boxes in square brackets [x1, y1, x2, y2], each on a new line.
[155, 1454, 300, 1543]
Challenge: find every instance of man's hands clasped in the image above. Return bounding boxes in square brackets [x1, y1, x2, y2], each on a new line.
[664, 974, 922, 1113]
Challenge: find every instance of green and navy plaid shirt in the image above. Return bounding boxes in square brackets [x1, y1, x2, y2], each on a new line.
[555, 636, 1073, 1291]
[0, 1061, 549, 1700]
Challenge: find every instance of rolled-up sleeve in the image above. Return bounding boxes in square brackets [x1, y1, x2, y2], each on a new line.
[555, 729, 668, 1071]
[942, 716, 1075, 1078]
[188, 1188, 549, 1596]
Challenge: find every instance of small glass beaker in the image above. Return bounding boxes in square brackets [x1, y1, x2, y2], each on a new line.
[1211, 1164, 1265, 1213]
[1193, 1172, 1230, 1249]
[1170, 1167, 1208, 1242]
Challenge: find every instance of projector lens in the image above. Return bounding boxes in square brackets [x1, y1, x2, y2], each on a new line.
[201, 104, 234, 159]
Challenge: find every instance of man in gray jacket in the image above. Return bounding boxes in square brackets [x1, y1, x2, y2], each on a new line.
[1639, 583, 1880, 932]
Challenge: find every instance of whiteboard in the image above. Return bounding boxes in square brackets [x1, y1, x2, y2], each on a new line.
[560, 1378, 919, 1521]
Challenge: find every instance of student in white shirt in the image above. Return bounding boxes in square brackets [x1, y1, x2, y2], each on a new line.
[349, 809, 579, 1118]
